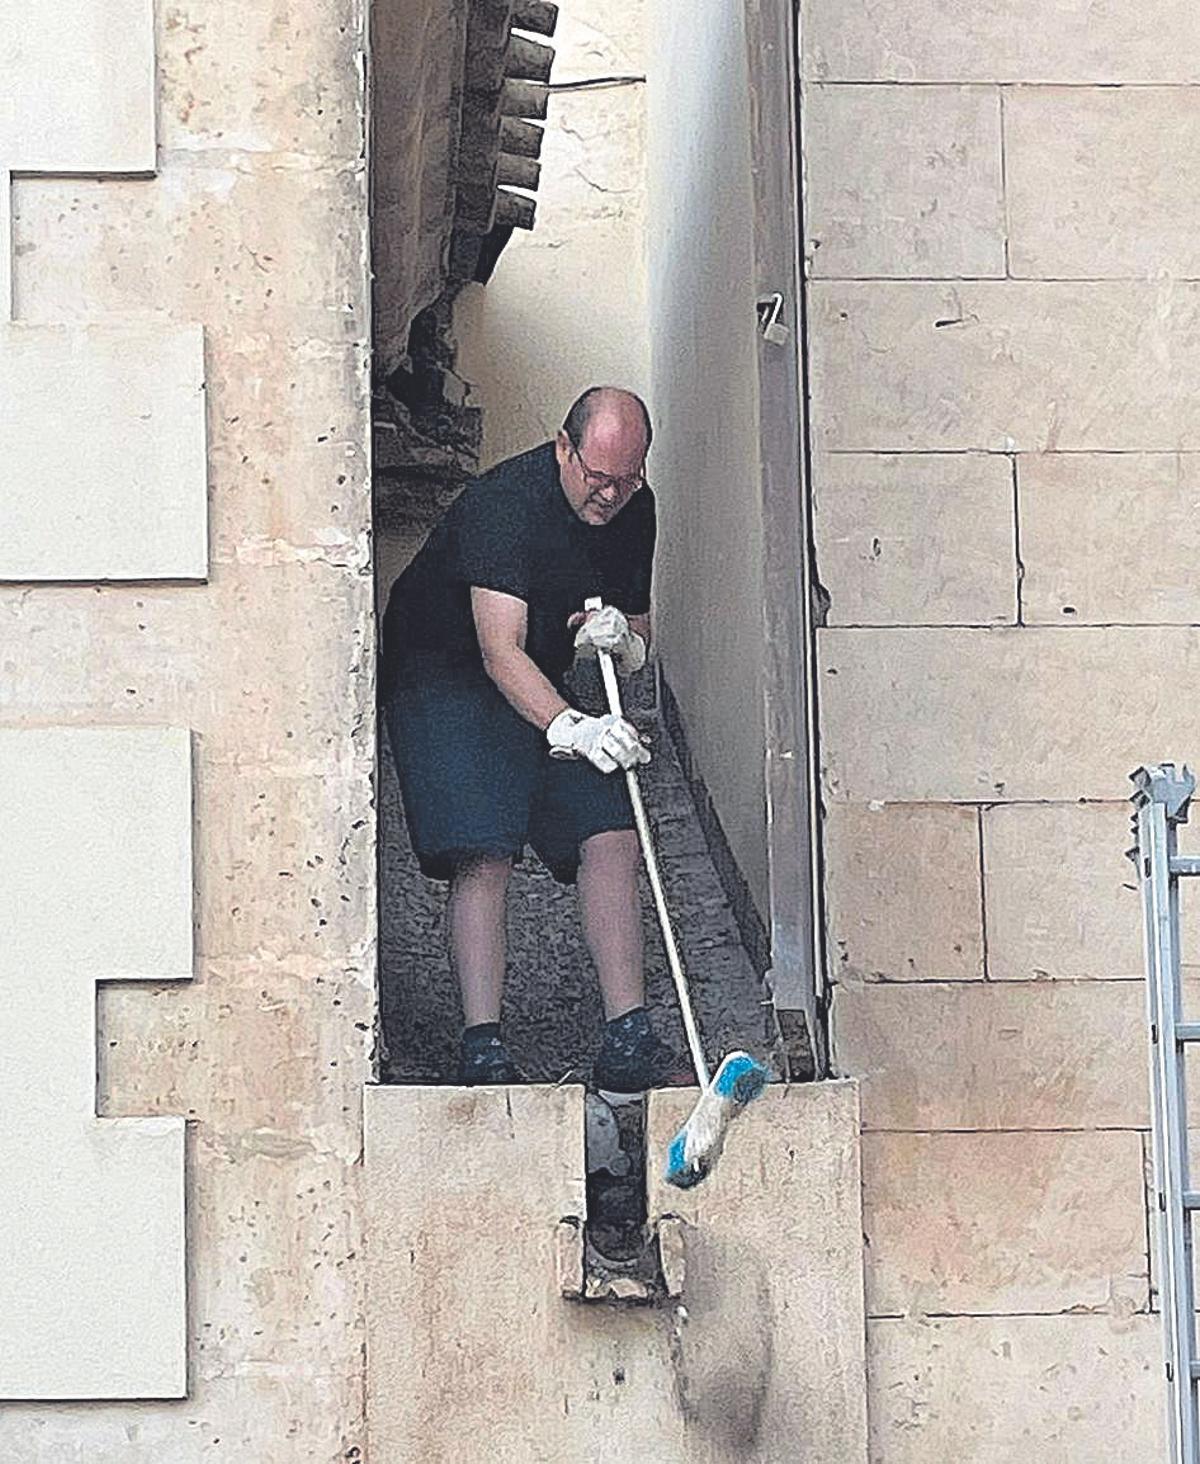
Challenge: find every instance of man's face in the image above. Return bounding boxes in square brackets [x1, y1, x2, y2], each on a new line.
[555, 425, 648, 526]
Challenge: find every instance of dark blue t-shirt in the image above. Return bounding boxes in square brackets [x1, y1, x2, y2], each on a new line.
[382, 442, 656, 694]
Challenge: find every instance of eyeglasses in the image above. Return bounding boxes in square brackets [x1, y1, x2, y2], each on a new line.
[570, 442, 648, 498]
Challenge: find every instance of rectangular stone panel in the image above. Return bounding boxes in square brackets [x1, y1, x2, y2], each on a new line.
[810, 281, 1200, 453]
[1008, 87, 1200, 278]
[814, 452, 1016, 625]
[833, 978, 1149, 1130]
[1020, 453, 1200, 625]
[819, 626, 1200, 803]
[983, 802, 1143, 980]
[801, 0, 1200, 83]
[647, 1081, 869, 1462]
[862, 1130, 1148, 1316]
[0, 0, 155, 172]
[0, 727, 192, 1398]
[803, 84, 1004, 279]
[0, 323, 207, 581]
[823, 802, 984, 982]
[868, 1315, 1165, 1463]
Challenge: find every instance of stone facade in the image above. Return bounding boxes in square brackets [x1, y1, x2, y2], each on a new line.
[804, 3, 1189, 1451]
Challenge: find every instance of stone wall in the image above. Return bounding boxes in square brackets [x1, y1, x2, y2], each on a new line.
[803, 1, 1190, 1453]
[0, 0, 374, 1453]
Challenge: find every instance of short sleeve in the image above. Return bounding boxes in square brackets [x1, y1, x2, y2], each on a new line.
[616, 490, 656, 615]
[445, 480, 532, 602]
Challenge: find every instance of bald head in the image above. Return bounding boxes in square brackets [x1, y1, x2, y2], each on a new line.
[556, 386, 652, 526]
[562, 387, 652, 457]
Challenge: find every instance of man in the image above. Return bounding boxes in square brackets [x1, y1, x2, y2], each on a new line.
[381, 386, 690, 1094]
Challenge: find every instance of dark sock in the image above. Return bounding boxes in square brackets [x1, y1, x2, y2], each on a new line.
[603, 1006, 651, 1057]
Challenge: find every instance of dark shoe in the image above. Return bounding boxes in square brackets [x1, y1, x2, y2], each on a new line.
[593, 1009, 694, 1097]
[458, 1030, 526, 1086]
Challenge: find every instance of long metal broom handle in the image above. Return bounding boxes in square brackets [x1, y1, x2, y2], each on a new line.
[592, 626, 710, 1088]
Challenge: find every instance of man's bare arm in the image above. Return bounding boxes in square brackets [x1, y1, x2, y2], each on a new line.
[472, 586, 570, 731]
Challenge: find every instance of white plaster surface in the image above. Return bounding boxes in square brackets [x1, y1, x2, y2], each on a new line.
[0, 727, 192, 1399]
[0, 0, 155, 173]
[0, 324, 208, 581]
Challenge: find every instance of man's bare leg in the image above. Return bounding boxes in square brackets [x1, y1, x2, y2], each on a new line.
[448, 854, 512, 1025]
[578, 829, 644, 1018]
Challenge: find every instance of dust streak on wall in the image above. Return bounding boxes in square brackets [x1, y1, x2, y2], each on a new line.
[801, 0, 1200, 1453]
[454, 1, 649, 465]
[643, 0, 770, 926]
[0, 0, 374, 1454]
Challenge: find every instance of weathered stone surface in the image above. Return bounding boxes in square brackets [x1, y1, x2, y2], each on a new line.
[99, 958, 373, 1162]
[0, 322, 207, 581]
[365, 1084, 867, 1462]
[833, 978, 1149, 1130]
[192, 765, 374, 962]
[0, 0, 155, 172]
[647, 1082, 869, 1462]
[983, 801, 1142, 980]
[819, 626, 1200, 802]
[823, 802, 984, 982]
[1019, 452, 1200, 625]
[867, 1314, 1165, 1462]
[810, 281, 1200, 452]
[801, 0, 1200, 83]
[158, 0, 365, 160]
[205, 339, 371, 567]
[862, 1130, 1148, 1316]
[0, 560, 375, 771]
[1008, 87, 1200, 278]
[814, 451, 1016, 625]
[0, 1369, 364, 1461]
[12, 157, 365, 344]
[803, 84, 1004, 279]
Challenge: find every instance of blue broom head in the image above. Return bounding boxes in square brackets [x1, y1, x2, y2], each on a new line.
[664, 1051, 770, 1190]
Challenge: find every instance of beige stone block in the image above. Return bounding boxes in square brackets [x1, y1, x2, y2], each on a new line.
[0, 0, 155, 172]
[810, 280, 1200, 452]
[1008, 87, 1200, 278]
[157, 0, 364, 160]
[0, 560, 376, 771]
[11, 156, 365, 344]
[863, 1130, 1148, 1316]
[801, 0, 1200, 83]
[804, 84, 1004, 279]
[204, 339, 370, 567]
[833, 978, 1148, 1129]
[818, 626, 1200, 803]
[823, 802, 984, 982]
[1020, 452, 1200, 625]
[0, 323, 207, 581]
[983, 802, 1142, 980]
[99, 958, 372, 1162]
[193, 764, 374, 961]
[0, 1370, 363, 1461]
[814, 452, 1016, 625]
[868, 1314, 1165, 1463]
[646, 1081, 869, 1463]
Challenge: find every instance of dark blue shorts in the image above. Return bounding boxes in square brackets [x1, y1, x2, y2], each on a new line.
[384, 670, 634, 884]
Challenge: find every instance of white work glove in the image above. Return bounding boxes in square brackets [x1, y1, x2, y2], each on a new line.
[546, 708, 651, 774]
[573, 604, 647, 677]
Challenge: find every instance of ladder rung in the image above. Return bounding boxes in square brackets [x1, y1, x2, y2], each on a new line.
[1177, 1024, 1200, 1043]
[1171, 857, 1200, 877]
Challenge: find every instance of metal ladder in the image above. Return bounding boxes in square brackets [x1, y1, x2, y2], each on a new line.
[1132, 763, 1200, 1463]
